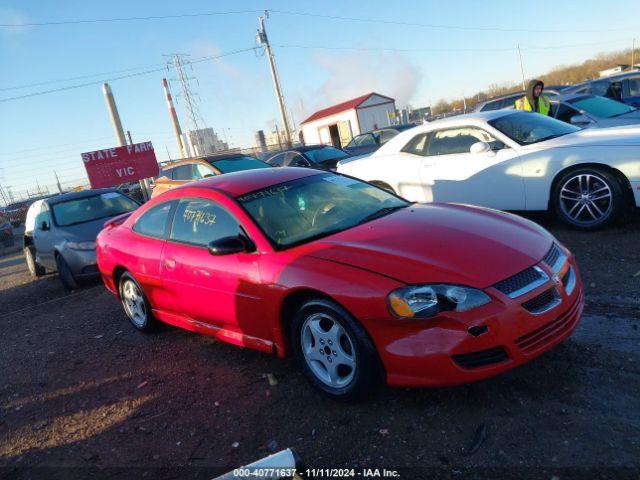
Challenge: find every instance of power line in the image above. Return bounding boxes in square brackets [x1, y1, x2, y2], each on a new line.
[0, 47, 257, 103]
[275, 38, 633, 54]
[0, 10, 264, 27]
[269, 10, 640, 34]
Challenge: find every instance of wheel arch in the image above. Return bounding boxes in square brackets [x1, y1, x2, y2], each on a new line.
[278, 288, 334, 357]
[548, 162, 634, 210]
[112, 266, 128, 295]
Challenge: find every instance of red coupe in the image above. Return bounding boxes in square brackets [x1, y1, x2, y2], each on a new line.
[97, 168, 584, 399]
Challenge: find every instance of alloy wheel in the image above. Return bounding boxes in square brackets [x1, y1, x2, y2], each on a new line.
[301, 313, 357, 388]
[121, 279, 147, 327]
[558, 173, 613, 226]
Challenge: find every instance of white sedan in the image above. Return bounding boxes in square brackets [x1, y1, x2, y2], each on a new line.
[337, 111, 640, 229]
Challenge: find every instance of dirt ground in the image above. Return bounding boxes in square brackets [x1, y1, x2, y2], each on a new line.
[0, 212, 639, 479]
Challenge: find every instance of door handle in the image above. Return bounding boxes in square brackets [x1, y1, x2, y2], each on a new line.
[164, 258, 176, 270]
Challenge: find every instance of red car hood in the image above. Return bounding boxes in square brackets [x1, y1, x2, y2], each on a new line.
[307, 203, 553, 288]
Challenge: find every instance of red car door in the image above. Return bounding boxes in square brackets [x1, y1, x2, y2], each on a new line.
[159, 197, 266, 341]
[127, 201, 176, 311]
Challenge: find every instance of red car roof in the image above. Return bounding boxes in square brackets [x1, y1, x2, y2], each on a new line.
[184, 167, 322, 197]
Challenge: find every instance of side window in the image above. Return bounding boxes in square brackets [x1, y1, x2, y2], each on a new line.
[170, 198, 240, 247]
[401, 133, 429, 156]
[426, 127, 500, 156]
[171, 165, 195, 181]
[590, 81, 609, 97]
[133, 202, 174, 239]
[268, 153, 286, 167]
[287, 153, 310, 167]
[554, 103, 581, 123]
[158, 168, 173, 180]
[606, 81, 623, 100]
[36, 205, 51, 229]
[379, 130, 399, 144]
[628, 77, 640, 96]
[194, 163, 215, 179]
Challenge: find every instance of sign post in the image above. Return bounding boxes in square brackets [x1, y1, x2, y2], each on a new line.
[81, 142, 159, 195]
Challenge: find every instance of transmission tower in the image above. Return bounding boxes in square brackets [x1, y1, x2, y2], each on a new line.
[164, 53, 206, 156]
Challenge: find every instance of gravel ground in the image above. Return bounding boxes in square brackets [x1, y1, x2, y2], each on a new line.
[0, 212, 639, 480]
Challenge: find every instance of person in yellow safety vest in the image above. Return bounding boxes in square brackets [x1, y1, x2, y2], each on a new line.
[515, 79, 551, 115]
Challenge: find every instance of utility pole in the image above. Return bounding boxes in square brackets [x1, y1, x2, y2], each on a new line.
[161, 78, 186, 158]
[257, 12, 292, 147]
[517, 44, 526, 90]
[54, 171, 62, 193]
[632, 38, 636, 69]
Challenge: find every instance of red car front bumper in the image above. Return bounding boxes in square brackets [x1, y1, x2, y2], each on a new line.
[367, 257, 584, 387]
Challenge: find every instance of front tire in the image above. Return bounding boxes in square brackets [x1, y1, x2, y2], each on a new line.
[291, 298, 382, 400]
[119, 272, 156, 332]
[553, 168, 623, 230]
[24, 246, 45, 278]
[56, 254, 77, 290]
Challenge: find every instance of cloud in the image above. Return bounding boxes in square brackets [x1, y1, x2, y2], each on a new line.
[292, 50, 422, 121]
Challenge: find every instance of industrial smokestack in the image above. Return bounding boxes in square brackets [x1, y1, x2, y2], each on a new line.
[102, 83, 126, 147]
[162, 78, 186, 158]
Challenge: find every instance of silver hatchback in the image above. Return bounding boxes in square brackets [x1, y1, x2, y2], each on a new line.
[23, 189, 139, 290]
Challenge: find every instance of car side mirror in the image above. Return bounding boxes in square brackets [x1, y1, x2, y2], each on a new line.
[208, 235, 249, 256]
[470, 141, 491, 154]
[39, 221, 50, 231]
[570, 114, 592, 126]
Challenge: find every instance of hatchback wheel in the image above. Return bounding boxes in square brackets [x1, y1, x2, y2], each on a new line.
[554, 168, 623, 230]
[56, 254, 78, 290]
[291, 298, 381, 400]
[24, 246, 45, 278]
[119, 272, 156, 332]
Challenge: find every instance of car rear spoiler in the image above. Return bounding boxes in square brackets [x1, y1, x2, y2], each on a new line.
[104, 212, 133, 230]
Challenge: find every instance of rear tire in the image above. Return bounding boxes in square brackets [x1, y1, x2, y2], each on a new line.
[553, 167, 623, 230]
[56, 254, 78, 291]
[291, 298, 382, 400]
[119, 272, 156, 332]
[24, 246, 45, 278]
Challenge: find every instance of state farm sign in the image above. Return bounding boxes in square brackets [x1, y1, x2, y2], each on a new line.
[81, 142, 159, 189]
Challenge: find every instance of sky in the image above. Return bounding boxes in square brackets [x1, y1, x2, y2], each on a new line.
[0, 0, 639, 202]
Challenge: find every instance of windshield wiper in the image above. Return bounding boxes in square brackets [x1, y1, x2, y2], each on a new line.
[358, 205, 407, 225]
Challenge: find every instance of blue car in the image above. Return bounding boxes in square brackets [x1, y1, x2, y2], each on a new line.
[563, 71, 640, 108]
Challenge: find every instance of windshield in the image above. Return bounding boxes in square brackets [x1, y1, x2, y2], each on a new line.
[51, 192, 139, 227]
[210, 156, 270, 173]
[237, 173, 408, 249]
[304, 147, 350, 163]
[569, 96, 634, 118]
[489, 111, 580, 145]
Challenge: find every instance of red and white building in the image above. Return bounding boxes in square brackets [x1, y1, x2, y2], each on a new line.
[300, 93, 396, 148]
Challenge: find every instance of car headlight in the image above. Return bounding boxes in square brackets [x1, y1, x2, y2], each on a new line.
[66, 241, 96, 250]
[388, 284, 491, 319]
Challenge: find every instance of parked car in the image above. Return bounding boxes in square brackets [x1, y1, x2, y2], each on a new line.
[23, 189, 139, 289]
[0, 212, 14, 247]
[97, 167, 584, 399]
[474, 86, 569, 112]
[562, 71, 640, 108]
[550, 94, 640, 128]
[343, 124, 416, 156]
[151, 154, 270, 198]
[3, 199, 31, 227]
[337, 110, 640, 230]
[266, 145, 353, 171]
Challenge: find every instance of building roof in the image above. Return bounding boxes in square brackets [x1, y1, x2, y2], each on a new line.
[300, 92, 395, 124]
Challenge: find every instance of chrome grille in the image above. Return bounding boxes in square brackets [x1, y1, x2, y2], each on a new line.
[522, 288, 561, 314]
[543, 243, 566, 273]
[492, 266, 548, 298]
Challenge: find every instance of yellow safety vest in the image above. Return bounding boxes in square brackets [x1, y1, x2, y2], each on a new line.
[515, 95, 550, 115]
